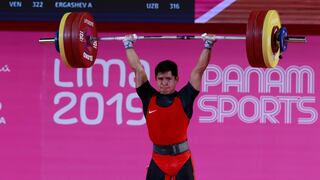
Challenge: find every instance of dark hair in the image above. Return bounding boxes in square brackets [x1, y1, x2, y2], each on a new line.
[155, 60, 178, 78]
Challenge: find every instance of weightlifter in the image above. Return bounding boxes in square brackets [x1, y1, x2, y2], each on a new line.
[123, 33, 216, 180]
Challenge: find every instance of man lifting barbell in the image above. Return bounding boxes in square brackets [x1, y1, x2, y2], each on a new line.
[38, 10, 307, 180]
[123, 33, 215, 180]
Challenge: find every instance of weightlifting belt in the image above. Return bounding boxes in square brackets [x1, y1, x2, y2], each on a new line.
[153, 141, 189, 155]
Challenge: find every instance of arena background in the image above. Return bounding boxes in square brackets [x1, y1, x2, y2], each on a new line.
[1, 1, 320, 180]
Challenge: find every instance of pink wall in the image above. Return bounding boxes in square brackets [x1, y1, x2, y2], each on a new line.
[195, 0, 224, 18]
[0, 31, 320, 180]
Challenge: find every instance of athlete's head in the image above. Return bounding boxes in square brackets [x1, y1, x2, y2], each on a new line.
[155, 60, 179, 95]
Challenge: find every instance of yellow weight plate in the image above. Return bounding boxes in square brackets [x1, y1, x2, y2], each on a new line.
[58, 12, 71, 67]
[262, 10, 281, 68]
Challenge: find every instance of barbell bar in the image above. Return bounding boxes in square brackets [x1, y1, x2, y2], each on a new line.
[39, 35, 246, 42]
[39, 10, 306, 68]
[39, 34, 306, 42]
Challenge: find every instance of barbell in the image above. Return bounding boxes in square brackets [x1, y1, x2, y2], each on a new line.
[39, 10, 306, 68]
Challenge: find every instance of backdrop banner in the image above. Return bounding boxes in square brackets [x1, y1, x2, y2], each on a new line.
[0, 31, 319, 180]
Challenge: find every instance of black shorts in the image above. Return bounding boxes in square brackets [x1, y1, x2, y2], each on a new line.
[146, 157, 194, 180]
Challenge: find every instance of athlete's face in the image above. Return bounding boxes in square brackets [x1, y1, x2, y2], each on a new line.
[156, 71, 178, 95]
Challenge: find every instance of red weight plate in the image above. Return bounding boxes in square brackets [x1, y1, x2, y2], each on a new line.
[71, 12, 98, 68]
[253, 10, 268, 68]
[69, 13, 82, 67]
[246, 10, 260, 67]
[63, 12, 79, 68]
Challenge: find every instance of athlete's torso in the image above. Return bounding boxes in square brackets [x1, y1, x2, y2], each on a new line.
[137, 81, 199, 145]
[146, 95, 188, 145]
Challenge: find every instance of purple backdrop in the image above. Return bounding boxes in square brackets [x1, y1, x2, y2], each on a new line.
[0, 31, 319, 180]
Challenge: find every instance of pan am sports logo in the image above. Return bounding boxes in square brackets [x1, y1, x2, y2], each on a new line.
[198, 65, 318, 125]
